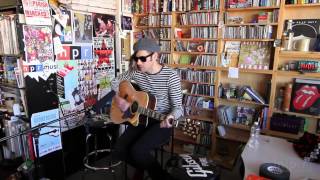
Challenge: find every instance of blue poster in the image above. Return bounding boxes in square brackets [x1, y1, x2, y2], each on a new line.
[31, 109, 62, 157]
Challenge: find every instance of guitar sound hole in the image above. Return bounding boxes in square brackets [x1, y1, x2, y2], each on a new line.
[131, 101, 138, 113]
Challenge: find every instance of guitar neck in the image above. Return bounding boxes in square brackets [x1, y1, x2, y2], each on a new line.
[137, 106, 166, 121]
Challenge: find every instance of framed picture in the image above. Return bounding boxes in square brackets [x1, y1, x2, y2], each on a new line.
[290, 78, 320, 116]
[121, 16, 132, 30]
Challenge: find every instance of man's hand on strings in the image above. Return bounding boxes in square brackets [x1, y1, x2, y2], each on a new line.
[114, 95, 130, 112]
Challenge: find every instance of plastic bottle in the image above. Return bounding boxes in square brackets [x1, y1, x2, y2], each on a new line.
[251, 122, 260, 138]
[255, 121, 261, 139]
[250, 122, 257, 138]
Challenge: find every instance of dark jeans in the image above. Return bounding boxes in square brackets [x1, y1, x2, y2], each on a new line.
[113, 120, 172, 180]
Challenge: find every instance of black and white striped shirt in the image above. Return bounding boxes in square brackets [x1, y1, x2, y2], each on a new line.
[111, 66, 183, 120]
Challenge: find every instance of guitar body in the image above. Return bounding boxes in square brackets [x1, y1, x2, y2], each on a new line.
[110, 80, 156, 126]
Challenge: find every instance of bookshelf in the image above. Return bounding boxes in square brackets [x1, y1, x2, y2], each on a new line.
[133, 0, 320, 168]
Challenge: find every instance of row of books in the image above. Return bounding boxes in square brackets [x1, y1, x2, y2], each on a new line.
[177, 69, 216, 84]
[175, 41, 217, 53]
[159, 41, 171, 51]
[177, 54, 217, 66]
[285, 0, 320, 4]
[142, 28, 171, 39]
[175, 0, 220, 11]
[190, 27, 218, 39]
[132, 0, 220, 13]
[159, 53, 171, 64]
[179, 12, 219, 25]
[227, 0, 280, 8]
[0, 15, 20, 55]
[138, 14, 172, 26]
[183, 95, 214, 109]
[190, 84, 215, 96]
[223, 25, 274, 39]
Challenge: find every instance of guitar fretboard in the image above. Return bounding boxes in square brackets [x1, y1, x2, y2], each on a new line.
[137, 106, 166, 121]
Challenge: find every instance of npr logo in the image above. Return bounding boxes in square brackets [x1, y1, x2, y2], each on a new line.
[57, 46, 93, 60]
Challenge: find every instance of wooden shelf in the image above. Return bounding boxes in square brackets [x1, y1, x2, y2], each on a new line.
[216, 133, 248, 143]
[226, 124, 251, 131]
[261, 129, 302, 140]
[0, 82, 22, 89]
[220, 67, 273, 74]
[223, 38, 275, 42]
[0, 54, 21, 57]
[185, 115, 213, 122]
[272, 109, 320, 119]
[133, 12, 172, 16]
[168, 64, 218, 70]
[176, 24, 218, 27]
[224, 23, 278, 26]
[276, 71, 320, 78]
[173, 51, 217, 55]
[174, 9, 220, 13]
[181, 79, 215, 85]
[183, 92, 215, 99]
[219, 98, 269, 106]
[135, 25, 171, 28]
[279, 51, 320, 59]
[175, 38, 218, 41]
[285, 3, 320, 8]
[226, 6, 280, 11]
[160, 51, 171, 54]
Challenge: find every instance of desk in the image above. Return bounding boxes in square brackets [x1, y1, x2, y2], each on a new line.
[241, 135, 320, 180]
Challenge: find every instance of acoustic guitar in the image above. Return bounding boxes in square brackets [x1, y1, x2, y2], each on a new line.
[110, 80, 182, 127]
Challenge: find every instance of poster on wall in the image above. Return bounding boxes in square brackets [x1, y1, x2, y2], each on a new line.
[290, 78, 320, 116]
[78, 59, 98, 107]
[72, 12, 93, 44]
[121, 16, 132, 30]
[57, 59, 85, 132]
[92, 13, 115, 37]
[31, 109, 62, 157]
[122, 0, 132, 13]
[53, 7, 73, 44]
[93, 36, 115, 99]
[22, 0, 52, 25]
[23, 25, 54, 63]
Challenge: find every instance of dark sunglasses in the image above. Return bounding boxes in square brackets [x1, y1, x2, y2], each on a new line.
[133, 52, 154, 62]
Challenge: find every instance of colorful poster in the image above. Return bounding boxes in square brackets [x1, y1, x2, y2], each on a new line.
[93, 34, 115, 100]
[122, 0, 132, 13]
[57, 59, 85, 132]
[53, 7, 72, 44]
[92, 13, 115, 37]
[96, 67, 114, 100]
[22, 0, 52, 25]
[31, 109, 62, 157]
[23, 25, 54, 63]
[78, 59, 98, 107]
[73, 12, 93, 44]
[93, 37, 114, 67]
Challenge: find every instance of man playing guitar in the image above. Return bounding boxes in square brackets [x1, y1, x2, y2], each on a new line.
[111, 38, 183, 180]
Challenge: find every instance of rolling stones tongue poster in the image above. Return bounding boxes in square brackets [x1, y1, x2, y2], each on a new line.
[290, 78, 320, 116]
